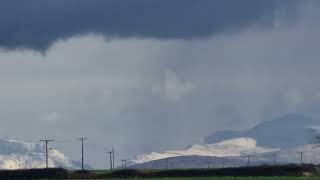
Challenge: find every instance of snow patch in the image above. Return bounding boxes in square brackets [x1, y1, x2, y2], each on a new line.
[132, 137, 277, 164]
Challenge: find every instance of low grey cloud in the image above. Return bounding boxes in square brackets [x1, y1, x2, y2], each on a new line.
[152, 70, 196, 101]
[0, 0, 301, 50]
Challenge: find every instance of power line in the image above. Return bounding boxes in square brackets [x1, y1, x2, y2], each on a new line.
[54, 139, 78, 143]
[77, 138, 88, 171]
[40, 139, 54, 168]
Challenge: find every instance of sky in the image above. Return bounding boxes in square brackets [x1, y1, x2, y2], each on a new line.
[1, 0, 320, 168]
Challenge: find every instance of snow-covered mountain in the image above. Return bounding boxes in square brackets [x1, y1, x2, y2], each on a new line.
[0, 138, 85, 170]
[205, 114, 320, 148]
[130, 155, 249, 169]
[132, 137, 278, 164]
[130, 114, 320, 169]
[130, 139, 320, 169]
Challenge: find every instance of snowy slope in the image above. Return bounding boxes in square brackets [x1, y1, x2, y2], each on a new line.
[132, 137, 277, 164]
[130, 138, 320, 169]
[130, 155, 249, 169]
[130, 114, 320, 169]
[0, 138, 84, 170]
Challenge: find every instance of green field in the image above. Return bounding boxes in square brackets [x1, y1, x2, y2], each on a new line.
[0, 166, 316, 179]
[73, 167, 319, 179]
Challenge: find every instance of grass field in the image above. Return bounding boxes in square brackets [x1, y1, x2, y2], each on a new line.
[76, 166, 319, 179]
[0, 166, 316, 179]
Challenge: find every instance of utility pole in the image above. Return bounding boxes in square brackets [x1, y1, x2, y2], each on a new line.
[300, 152, 303, 166]
[213, 157, 216, 168]
[121, 159, 127, 168]
[121, 160, 127, 168]
[165, 159, 168, 169]
[112, 148, 115, 171]
[107, 151, 113, 170]
[171, 162, 174, 169]
[40, 139, 54, 168]
[247, 155, 250, 167]
[222, 160, 225, 168]
[77, 138, 88, 171]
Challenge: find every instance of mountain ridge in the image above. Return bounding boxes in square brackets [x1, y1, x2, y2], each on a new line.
[130, 114, 320, 168]
[131, 137, 277, 165]
[129, 141, 320, 169]
[205, 114, 320, 148]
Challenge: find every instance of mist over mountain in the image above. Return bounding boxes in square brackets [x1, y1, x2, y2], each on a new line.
[205, 114, 320, 148]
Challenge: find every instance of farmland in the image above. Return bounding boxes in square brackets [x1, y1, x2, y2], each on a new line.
[0, 165, 317, 179]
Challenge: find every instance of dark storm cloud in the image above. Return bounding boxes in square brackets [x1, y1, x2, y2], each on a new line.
[0, 0, 300, 50]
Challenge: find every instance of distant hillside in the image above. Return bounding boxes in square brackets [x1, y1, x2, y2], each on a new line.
[129, 143, 320, 169]
[130, 114, 320, 168]
[205, 114, 320, 148]
[130, 155, 256, 169]
[131, 137, 277, 165]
